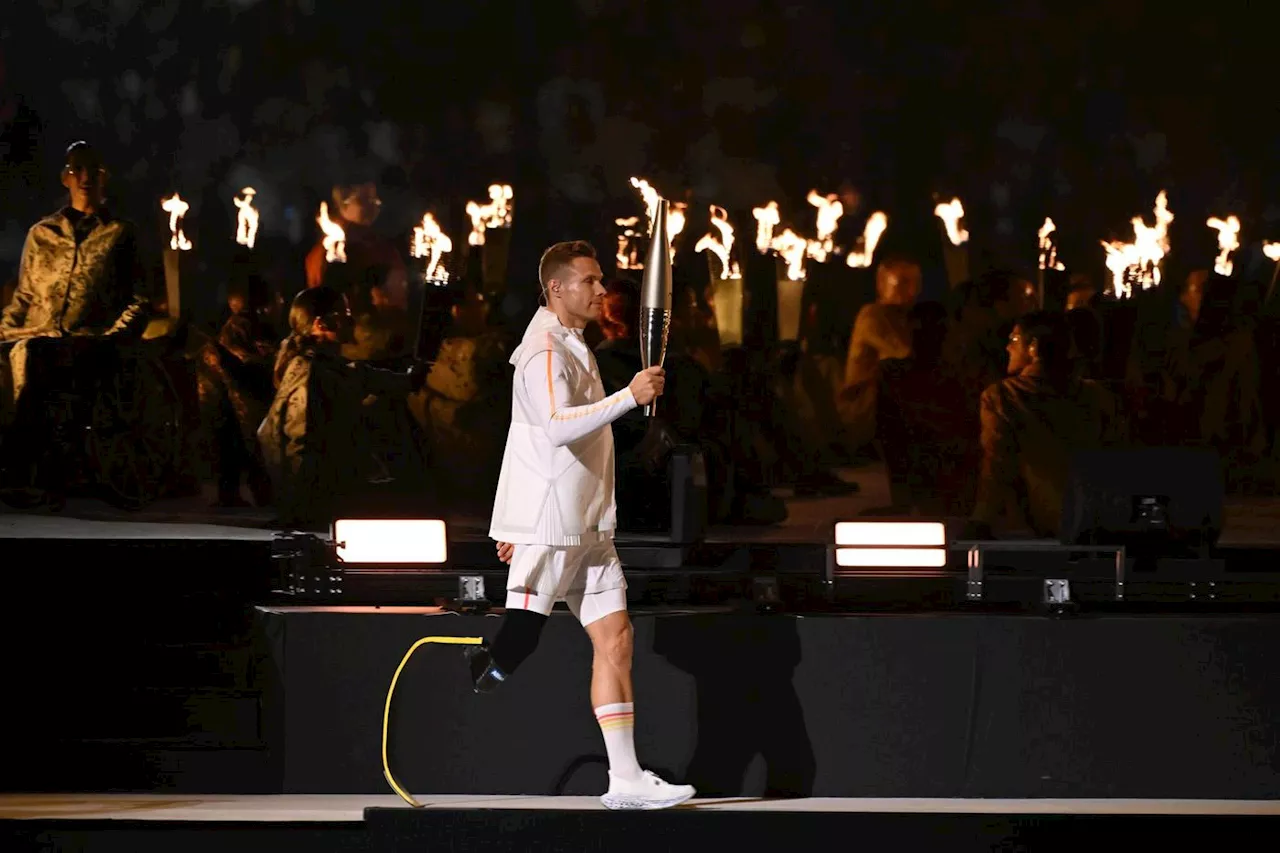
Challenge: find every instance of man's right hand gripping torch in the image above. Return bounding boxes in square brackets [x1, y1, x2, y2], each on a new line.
[638, 196, 673, 418]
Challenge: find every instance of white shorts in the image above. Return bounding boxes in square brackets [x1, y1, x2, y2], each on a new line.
[505, 538, 628, 626]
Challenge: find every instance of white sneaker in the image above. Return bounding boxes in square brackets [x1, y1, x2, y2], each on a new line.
[600, 770, 696, 810]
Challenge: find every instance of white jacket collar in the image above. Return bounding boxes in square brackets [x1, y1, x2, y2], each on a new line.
[509, 307, 583, 366]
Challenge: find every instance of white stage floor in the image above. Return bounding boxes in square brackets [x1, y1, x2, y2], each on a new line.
[2, 794, 1279, 822]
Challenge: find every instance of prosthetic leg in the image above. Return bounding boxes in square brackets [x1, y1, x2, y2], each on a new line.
[468, 607, 547, 693]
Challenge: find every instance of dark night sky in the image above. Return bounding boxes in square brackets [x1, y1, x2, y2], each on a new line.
[1, 0, 1277, 289]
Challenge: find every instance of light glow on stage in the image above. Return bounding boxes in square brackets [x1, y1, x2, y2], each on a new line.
[835, 548, 948, 568]
[836, 521, 946, 547]
[333, 519, 448, 564]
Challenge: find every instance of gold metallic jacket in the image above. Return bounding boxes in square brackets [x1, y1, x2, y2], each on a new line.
[2, 208, 149, 342]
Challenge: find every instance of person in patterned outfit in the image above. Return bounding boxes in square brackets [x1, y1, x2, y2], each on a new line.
[0, 142, 150, 503]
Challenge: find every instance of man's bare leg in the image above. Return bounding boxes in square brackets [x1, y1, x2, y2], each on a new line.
[585, 610, 634, 708]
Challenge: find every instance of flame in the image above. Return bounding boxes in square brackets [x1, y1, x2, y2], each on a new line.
[695, 205, 741, 279]
[161, 193, 192, 251]
[411, 213, 452, 281]
[1037, 217, 1065, 271]
[465, 184, 514, 247]
[805, 190, 844, 262]
[753, 201, 780, 254]
[934, 197, 968, 246]
[668, 202, 687, 242]
[615, 216, 643, 270]
[629, 177, 680, 262]
[1100, 190, 1173, 299]
[846, 212, 888, 268]
[1265, 242, 1280, 262]
[771, 228, 808, 281]
[233, 187, 259, 250]
[317, 201, 346, 263]
[1206, 215, 1240, 276]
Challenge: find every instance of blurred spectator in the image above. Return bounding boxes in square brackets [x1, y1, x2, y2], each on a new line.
[971, 310, 1126, 539]
[305, 181, 408, 316]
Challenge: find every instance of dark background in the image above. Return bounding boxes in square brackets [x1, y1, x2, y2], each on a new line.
[1, 0, 1277, 299]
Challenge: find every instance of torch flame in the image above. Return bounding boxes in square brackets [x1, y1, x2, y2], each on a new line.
[629, 177, 680, 262]
[846, 212, 888, 268]
[317, 201, 346, 264]
[616, 217, 643, 270]
[1037, 217, 1065, 271]
[1265, 241, 1280, 263]
[805, 190, 844, 262]
[753, 201, 780, 254]
[1100, 191, 1173, 299]
[161, 193, 192, 251]
[934, 197, 968, 246]
[1206, 215, 1240, 276]
[465, 184, 514, 247]
[694, 205, 741, 279]
[770, 228, 808, 281]
[233, 187, 259, 250]
[411, 213, 452, 282]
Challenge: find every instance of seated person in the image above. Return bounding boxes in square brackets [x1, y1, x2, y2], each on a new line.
[970, 311, 1126, 539]
[257, 287, 427, 528]
[0, 141, 149, 503]
[876, 301, 978, 515]
[197, 274, 278, 507]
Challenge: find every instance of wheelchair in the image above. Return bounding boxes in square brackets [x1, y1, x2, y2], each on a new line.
[1, 338, 184, 510]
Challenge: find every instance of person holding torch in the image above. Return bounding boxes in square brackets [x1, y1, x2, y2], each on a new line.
[475, 236, 694, 810]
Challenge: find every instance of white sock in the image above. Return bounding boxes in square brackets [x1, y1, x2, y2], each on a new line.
[594, 702, 641, 780]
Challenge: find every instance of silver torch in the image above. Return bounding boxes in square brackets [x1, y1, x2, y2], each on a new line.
[639, 197, 673, 417]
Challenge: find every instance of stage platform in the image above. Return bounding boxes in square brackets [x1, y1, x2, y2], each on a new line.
[256, 606, 1280, 801]
[2, 794, 1278, 852]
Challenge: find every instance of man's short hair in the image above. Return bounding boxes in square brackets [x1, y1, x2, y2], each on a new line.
[63, 140, 104, 172]
[538, 240, 597, 290]
[1016, 309, 1071, 370]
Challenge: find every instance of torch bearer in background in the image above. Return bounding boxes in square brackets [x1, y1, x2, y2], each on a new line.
[161, 193, 193, 320]
[694, 205, 744, 345]
[1037, 217, 1065, 308]
[1206, 215, 1241, 276]
[934, 197, 970, 288]
[639, 197, 673, 417]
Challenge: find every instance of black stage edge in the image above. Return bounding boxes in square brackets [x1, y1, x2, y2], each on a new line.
[258, 607, 1280, 799]
[364, 808, 1280, 853]
[3, 811, 1277, 853]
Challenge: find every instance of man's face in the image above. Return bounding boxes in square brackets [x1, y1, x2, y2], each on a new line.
[549, 256, 605, 327]
[61, 157, 107, 208]
[1182, 270, 1208, 320]
[339, 184, 381, 227]
[878, 263, 922, 306]
[1006, 324, 1033, 375]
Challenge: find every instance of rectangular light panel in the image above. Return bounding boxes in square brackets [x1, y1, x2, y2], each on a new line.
[333, 519, 448, 564]
[835, 547, 948, 568]
[835, 521, 946, 547]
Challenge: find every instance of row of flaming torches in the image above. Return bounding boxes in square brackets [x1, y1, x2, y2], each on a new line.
[623, 183, 1279, 304]
[160, 180, 1278, 301]
[159, 184, 515, 285]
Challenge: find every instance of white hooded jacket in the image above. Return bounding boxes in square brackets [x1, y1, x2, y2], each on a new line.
[489, 308, 637, 546]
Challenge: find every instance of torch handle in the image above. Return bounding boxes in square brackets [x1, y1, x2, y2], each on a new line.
[638, 307, 671, 418]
